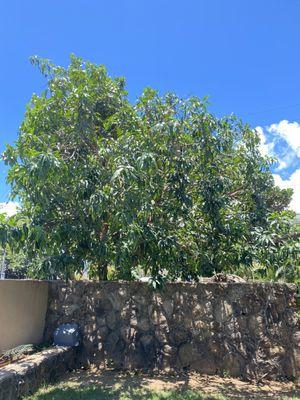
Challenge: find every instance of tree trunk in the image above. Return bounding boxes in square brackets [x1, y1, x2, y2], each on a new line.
[97, 262, 108, 281]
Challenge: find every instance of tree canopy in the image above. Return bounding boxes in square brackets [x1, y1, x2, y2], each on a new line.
[2, 56, 299, 283]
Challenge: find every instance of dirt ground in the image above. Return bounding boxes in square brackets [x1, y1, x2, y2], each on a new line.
[58, 368, 299, 399]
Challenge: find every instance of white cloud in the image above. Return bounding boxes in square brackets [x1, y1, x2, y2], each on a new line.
[256, 121, 300, 212]
[0, 202, 19, 217]
[273, 169, 300, 213]
[256, 120, 300, 172]
[276, 159, 287, 171]
[267, 120, 300, 157]
[273, 150, 296, 172]
[255, 126, 274, 157]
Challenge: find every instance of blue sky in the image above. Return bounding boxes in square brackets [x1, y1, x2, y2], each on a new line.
[0, 0, 299, 213]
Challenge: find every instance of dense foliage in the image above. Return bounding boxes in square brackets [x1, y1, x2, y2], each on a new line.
[2, 56, 299, 282]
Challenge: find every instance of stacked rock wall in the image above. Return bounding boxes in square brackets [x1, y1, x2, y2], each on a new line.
[44, 281, 299, 380]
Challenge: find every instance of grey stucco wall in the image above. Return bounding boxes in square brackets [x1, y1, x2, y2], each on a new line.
[0, 280, 48, 353]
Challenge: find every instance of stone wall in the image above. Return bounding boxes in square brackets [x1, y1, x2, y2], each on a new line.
[44, 281, 299, 380]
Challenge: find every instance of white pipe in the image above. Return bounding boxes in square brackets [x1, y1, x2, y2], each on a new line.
[0, 249, 6, 279]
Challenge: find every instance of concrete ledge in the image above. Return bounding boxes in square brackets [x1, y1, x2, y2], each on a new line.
[0, 347, 76, 399]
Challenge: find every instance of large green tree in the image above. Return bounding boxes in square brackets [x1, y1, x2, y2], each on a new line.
[3, 56, 299, 282]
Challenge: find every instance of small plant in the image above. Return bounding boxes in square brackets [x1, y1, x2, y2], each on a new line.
[221, 369, 230, 378]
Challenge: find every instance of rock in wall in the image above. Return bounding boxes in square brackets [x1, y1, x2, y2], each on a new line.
[44, 281, 299, 380]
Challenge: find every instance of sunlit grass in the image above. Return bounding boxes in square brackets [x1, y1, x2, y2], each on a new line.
[25, 383, 300, 400]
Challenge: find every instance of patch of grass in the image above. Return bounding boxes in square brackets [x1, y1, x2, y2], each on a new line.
[24, 369, 300, 400]
[25, 385, 300, 400]
[25, 386, 227, 399]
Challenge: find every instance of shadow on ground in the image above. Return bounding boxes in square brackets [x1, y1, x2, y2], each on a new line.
[28, 387, 228, 400]
[27, 369, 300, 400]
